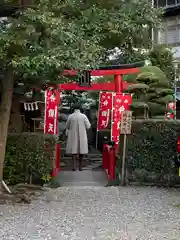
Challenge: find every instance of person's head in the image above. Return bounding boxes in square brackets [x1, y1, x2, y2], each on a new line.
[72, 103, 81, 112]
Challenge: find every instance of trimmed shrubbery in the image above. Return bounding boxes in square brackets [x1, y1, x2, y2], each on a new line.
[125, 120, 180, 185]
[4, 133, 56, 185]
[4, 120, 180, 186]
[98, 120, 180, 186]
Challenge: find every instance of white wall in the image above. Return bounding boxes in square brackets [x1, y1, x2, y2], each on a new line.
[172, 46, 180, 59]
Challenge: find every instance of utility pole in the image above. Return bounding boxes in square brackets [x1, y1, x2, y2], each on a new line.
[173, 61, 179, 120]
[151, 0, 154, 43]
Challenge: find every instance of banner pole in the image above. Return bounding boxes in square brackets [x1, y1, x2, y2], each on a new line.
[111, 92, 115, 142]
[44, 90, 47, 134]
[95, 131, 99, 149]
[96, 91, 101, 149]
[121, 134, 127, 186]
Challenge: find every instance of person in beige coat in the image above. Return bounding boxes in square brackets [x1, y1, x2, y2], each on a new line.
[64, 104, 91, 171]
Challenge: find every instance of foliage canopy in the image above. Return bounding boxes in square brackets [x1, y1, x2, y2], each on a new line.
[0, 0, 162, 84]
[95, 45, 176, 118]
[0, 0, 163, 184]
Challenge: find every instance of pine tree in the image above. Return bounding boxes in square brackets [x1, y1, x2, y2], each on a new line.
[126, 66, 174, 118]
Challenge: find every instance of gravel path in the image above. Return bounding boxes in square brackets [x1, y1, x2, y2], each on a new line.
[0, 186, 180, 240]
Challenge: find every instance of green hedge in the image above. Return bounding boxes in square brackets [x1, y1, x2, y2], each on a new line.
[98, 120, 180, 185]
[125, 120, 180, 185]
[4, 133, 56, 185]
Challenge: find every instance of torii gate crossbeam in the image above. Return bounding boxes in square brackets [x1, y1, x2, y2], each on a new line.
[60, 62, 144, 92]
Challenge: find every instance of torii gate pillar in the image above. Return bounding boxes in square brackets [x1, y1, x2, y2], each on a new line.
[114, 75, 123, 93]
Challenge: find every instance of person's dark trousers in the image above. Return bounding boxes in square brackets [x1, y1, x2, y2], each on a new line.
[72, 154, 83, 171]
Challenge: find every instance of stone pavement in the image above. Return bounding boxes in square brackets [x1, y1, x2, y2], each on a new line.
[56, 170, 108, 186]
[0, 172, 180, 239]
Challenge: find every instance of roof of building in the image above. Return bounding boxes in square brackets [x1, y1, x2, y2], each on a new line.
[0, 4, 19, 17]
[164, 4, 180, 17]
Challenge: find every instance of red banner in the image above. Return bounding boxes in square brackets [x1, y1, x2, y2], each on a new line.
[111, 94, 132, 144]
[165, 101, 176, 119]
[44, 89, 58, 135]
[97, 92, 113, 130]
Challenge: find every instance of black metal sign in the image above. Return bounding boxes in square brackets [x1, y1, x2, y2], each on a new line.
[78, 70, 91, 86]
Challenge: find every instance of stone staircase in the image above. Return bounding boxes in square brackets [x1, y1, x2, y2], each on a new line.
[60, 143, 102, 171]
[56, 143, 107, 186]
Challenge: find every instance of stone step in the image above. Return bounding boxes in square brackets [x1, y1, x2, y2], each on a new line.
[60, 160, 102, 165]
[83, 164, 103, 170]
[61, 153, 102, 156]
[60, 181, 105, 186]
[60, 158, 102, 162]
[61, 157, 102, 161]
[55, 170, 108, 186]
[60, 151, 102, 156]
[61, 153, 102, 157]
[60, 160, 102, 168]
[60, 148, 101, 154]
[60, 165, 102, 170]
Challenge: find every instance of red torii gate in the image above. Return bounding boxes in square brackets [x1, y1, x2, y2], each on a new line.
[53, 61, 144, 177]
[59, 62, 144, 92]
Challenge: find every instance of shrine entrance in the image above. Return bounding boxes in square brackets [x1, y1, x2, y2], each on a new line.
[58, 89, 101, 172]
[44, 62, 144, 183]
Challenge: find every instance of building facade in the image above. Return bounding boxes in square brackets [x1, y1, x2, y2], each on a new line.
[0, 0, 33, 17]
[154, 0, 180, 59]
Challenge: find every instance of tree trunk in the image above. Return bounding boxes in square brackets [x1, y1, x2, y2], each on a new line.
[0, 69, 14, 189]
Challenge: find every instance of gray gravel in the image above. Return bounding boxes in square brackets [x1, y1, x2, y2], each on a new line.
[0, 186, 180, 240]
